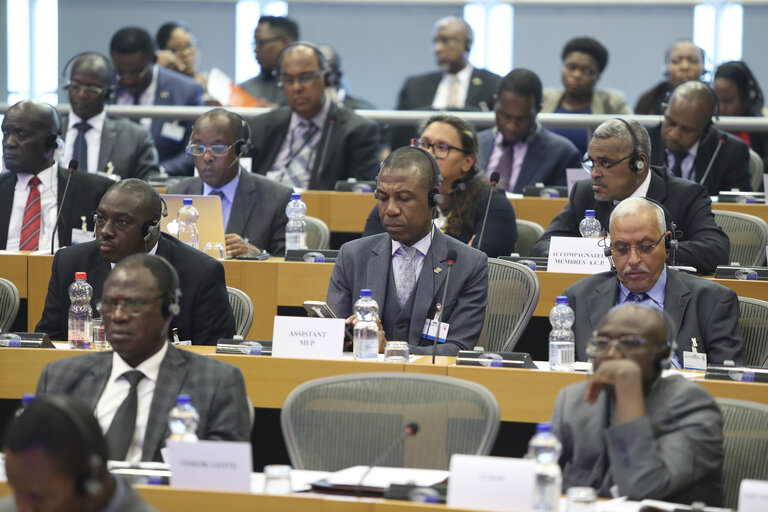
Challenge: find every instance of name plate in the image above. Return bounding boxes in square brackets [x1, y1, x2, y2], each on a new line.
[272, 316, 344, 359]
[447, 454, 535, 511]
[547, 236, 611, 274]
[739, 479, 768, 512]
[168, 440, 252, 492]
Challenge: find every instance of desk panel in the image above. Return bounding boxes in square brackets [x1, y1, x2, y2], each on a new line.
[0, 252, 28, 298]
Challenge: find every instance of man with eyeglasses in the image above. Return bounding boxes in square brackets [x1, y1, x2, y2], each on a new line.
[563, 196, 743, 365]
[168, 108, 292, 256]
[110, 27, 203, 177]
[248, 42, 379, 190]
[239, 15, 298, 107]
[36, 254, 250, 463]
[550, 302, 725, 504]
[476, 68, 581, 193]
[61, 52, 160, 179]
[36, 179, 235, 345]
[532, 118, 729, 274]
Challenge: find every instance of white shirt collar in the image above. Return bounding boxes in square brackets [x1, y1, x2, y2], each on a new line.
[109, 241, 159, 269]
[203, 169, 241, 201]
[618, 169, 652, 203]
[68, 110, 106, 135]
[390, 226, 434, 257]
[109, 340, 168, 381]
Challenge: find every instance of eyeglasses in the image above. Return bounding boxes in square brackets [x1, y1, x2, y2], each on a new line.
[411, 138, 468, 160]
[251, 36, 283, 51]
[186, 142, 237, 158]
[99, 296, 164, 316]
[277, 70, 325, 87]
[563, 63, 598, 78]
[581, 154, 634, 174]
[63, 81, 106, 97]
[586, 335, 649, 356]
[610, 232, 666, 257]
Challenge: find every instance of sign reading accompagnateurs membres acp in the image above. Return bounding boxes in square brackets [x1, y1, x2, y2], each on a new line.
[547, 236, 612, 274]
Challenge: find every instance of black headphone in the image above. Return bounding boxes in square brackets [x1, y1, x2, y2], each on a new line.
[61, 51, 116, 102]
[140, 196, 169, 243]
[603, 197, 679, 263]
[276, 41, 332, 87]
[231, 111, 253, 157]
[614, 118, 646, 173]
[374, 146, 444, 211]
[155, 256, 182, 318]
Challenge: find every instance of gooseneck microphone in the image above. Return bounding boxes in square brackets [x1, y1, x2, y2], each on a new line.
[698, 138, 725, 189]
[50, 159, 78, 255]
[432, 250, 457, 363]
[355, 422, 419, 497]
[476, 172, 499, 253]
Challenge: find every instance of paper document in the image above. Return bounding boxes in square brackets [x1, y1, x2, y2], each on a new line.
[323, 466, 448, 490]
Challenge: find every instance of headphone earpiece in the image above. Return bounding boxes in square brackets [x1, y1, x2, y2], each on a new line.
[141, 197, 168, 243]
[603, 247, 612, 257]
[45, 134, 58, 152]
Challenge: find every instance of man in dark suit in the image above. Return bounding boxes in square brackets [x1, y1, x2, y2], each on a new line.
[327, 147, 488, 356]
[36, 179, 235, 345]
[477, 68, 581, 192]
[0, 100, 112, 251]
[36, 254, 250, 462]
[532, 118, 729, 274]
[248, 42, 379, 190]
[391, 16, 501, 149]
[110, 27, 204, 176]
[168, 108, 292, 256]
[62, 52, 159, 179]
[564, 197, 743, 365]
[239, 15, 298, 107]
[649, 80, 751, 196]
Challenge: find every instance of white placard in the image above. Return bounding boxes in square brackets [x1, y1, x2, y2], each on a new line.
[547, 236, 611, 274]
[739, 479, 768, 512]
[447, 454, 535, 511]
[566, 169, 588, 195]
[272, 316, 345, 359]
[168, 440, 252, 492]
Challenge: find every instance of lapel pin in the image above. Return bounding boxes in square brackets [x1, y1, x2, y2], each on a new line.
[434, 267, 442, 274]
[160, 91, 170, 98]
[106, 162, 114, 175]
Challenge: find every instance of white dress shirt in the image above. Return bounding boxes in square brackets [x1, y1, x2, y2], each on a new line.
[432, 64, 473, 109]
[115, 64, 160, 131]
[6, 162, 60, 251]
[63, 111, 106, 173]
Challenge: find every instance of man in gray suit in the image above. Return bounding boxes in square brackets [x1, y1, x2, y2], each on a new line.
[36, 254, 250, 462]
[168, 108, 291, 256]
[327, 147, 488, 355]
[564, 197, 743, 365]
[551, 303, 724, 505]
[62, 52, 159, 179]
[1, 396, 158, 512]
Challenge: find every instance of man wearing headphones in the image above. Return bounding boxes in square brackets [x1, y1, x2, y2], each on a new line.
[36, 179, 235, 345]
[648, 80, 752, 196]
[327, 147, 488, 356]
[477, 68, 581, 193]
[0, 100, 113, 251]
[248, 42, 379, 190]
[36, 254, 250, 463]
[550, 303, 725, 505]
[563, 197, 743, 365]
[168, 108, 292, 256]
[61, 52, 160, 179]
[532, 118, 729, 274]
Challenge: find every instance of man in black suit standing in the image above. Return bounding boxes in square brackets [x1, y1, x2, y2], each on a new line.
[36, 179, 235, 345]
[649, 80, 752, 196]
[248, 42, 379, 190]
[239, 15, 298, 107]
[62, 52, 159, 179]
[0, 100, 112, 251]
[391, 16, 501, 148]
[168, 108, 292, 256]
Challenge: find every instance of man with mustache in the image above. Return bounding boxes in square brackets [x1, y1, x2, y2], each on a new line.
[563, 197, 743, 365]
[531, 118, 728, 274]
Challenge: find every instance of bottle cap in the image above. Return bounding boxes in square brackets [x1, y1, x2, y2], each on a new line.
[360, 289, 372, 297]
[75, 272, 87, 280]
[176, 394, 191, 405]
[536, 422, 552, 433]
[585, 210, 595, 217]
[291, 193, 301, 200]
[555, 296, 568, 305]
[183, 198, 193, 205]
[21, 393, 35, 406]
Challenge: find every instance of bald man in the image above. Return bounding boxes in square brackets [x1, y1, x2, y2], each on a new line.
[649, 80, 752, 195]
[1, 100, 113, 251]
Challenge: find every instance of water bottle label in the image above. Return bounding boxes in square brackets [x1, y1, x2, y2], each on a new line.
[286, 233, 307, 251]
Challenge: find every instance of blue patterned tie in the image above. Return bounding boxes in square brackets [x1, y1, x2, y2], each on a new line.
[282, 120, 318, 188]
[626, 292, 649, 303]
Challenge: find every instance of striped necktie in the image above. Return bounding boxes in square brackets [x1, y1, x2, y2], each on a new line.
[20, 176, 42, 251]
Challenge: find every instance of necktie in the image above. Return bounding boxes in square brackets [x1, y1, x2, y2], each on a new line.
[626, 292, 649, 303]
[282, 120, 318, 188]
[105, 370, 145, 461]
[493, 144, 515, 192]
[19, 176, 42, 251]
[396, 246, 418, 307]
[670, 152, 687, 178]
[73, 122, 92, 171]
[446, 74, 460, 109]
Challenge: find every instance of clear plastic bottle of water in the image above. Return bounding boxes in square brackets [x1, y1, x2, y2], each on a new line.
[68, 272, 93, 349]
[579, 210, 602, 238]
[167, 394, 199, 442]
[528, 423, 563, 511]
[177, 198, 200, 249]
[285, 193, 307, 251]
[549, 296, 575, 371]
[353, 289, 379, 360]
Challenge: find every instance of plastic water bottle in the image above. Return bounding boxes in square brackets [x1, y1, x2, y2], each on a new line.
[177, 198, 200, 249]
[578, 210, 602, 238]
[167, 394, 199, 442]
[528, 423, 563, 511]
[353, 289, 379, 360]
[549, 296, 575, 371]
[285, 193, 307, 251]
[68, 272, 93, 349]
[14, 393, 35, 418]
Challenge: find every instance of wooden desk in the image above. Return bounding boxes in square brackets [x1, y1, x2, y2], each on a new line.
[0, 252, 28, 299]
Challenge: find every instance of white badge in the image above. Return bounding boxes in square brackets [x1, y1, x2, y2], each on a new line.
[421, 316, 449, 343]
[160, 122, 185, 142]
[70, 229, 94, 245]
[683, 351, 707, 371]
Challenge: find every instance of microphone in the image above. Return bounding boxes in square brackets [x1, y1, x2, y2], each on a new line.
[432, 250, 457, 363]
[355, 422, 419, 497]
[475, 172, 499, 253]
[314, 117, 336, 184]
[50, 159, 78, 255]
[698, 137, 725, 189]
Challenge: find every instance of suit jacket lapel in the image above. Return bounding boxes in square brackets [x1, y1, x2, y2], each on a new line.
[366, 235, 392, 310]
[0, 174, 18, 248]
[56, 167, 72, 247]
[227, 170, 257, 234]
[310, 103, 340, 189]
[80, 357, 113, 410]
[588, 276, 619, 336]
[260, 109, 291, 173]
[98, 117, 120, 172]
[409, 230, 447, 341]
[143, 344, 186, 460]
[517, 135, 544, 192]
[663, 269, 691, 350]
